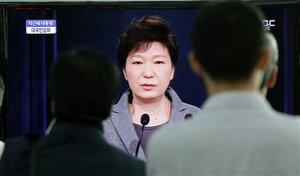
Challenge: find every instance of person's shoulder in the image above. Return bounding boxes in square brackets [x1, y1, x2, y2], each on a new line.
[106, 90, 130, 117]
[272, 111, 300, 126]
[112, 146, 143, 163]
[103, 90, 130, 128]
[4, 136, 28, 148]
[149, 117, 195, 149]
[1, 135, 32, 159]
[167, 87, 201, 111]
[146, 118, 196, 173]
[107, 145, 145, 173]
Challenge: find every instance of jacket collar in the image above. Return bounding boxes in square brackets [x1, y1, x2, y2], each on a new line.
[113, 87, 188, 119]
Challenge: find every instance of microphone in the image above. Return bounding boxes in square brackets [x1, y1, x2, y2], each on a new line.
[135, 113, 150, 157]
[184, 113, 193, 120]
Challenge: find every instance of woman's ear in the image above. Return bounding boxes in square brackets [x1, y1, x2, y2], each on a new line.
[170, 65, 175, 80]
[123, 68, 128, 80]
[188, 51, 203, 76]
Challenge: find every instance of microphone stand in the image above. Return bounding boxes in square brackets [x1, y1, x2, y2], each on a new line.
[135, 114, 150, 157]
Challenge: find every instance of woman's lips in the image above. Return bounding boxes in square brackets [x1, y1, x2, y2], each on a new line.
[141, 84, 155, 90]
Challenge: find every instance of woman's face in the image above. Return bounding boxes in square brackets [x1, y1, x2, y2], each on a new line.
[123, 42, 175, 102]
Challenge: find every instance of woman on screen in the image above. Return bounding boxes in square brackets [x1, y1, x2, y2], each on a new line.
[103, 15, 200, 160]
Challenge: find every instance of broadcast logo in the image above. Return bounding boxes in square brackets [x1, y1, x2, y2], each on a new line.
[263, 20, 275, 31]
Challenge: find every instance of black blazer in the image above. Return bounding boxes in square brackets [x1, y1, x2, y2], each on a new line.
[0, 122, 145, 176]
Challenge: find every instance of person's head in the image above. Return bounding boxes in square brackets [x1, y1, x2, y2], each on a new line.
[189, 1, 268, 87]
[117, 16, 178, 101]
[260, 32, 279, 96]
[117, 15, 179, 69]
[49, 48, 120, 123]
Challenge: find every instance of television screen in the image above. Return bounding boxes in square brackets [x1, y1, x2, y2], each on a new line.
[0, 1, 299, 138]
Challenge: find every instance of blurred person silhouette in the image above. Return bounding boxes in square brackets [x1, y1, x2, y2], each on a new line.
[0, 74, 4, 112]
[0, 75, 4, 158]
[260, 31, 279, 96]
[103, 15, 200, 160]
[0, 48, 145, 176]
[147, 1, 300, 175]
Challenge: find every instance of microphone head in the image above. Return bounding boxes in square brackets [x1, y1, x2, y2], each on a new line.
[141, 114, 150, 126]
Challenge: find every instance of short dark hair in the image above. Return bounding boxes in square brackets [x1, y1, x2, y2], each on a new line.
[192, 1, 266, 82]
[49, 48, 120, 123]
[117, 15, 179, 68]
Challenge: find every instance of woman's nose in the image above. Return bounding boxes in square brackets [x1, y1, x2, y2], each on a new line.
[143, 64, 154, 78]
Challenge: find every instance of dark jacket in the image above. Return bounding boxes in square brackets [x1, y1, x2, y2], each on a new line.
[0, 122, 145, 176]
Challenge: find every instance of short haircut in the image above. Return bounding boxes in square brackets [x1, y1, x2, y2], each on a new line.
[117, 15, 179, 68]
[191, 0, 266, 82]
[260, 32, 279, 89]
[49, 48, 120, 123]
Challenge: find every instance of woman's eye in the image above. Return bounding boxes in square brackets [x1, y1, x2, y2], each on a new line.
[155, 61, 164, 64]
[133, 61, 142, 64]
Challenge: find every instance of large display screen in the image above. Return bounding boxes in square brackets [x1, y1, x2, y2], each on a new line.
[0, 1, 299, 137]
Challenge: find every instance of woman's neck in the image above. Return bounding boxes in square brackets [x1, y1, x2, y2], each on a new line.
[129, 95, 171, 127]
